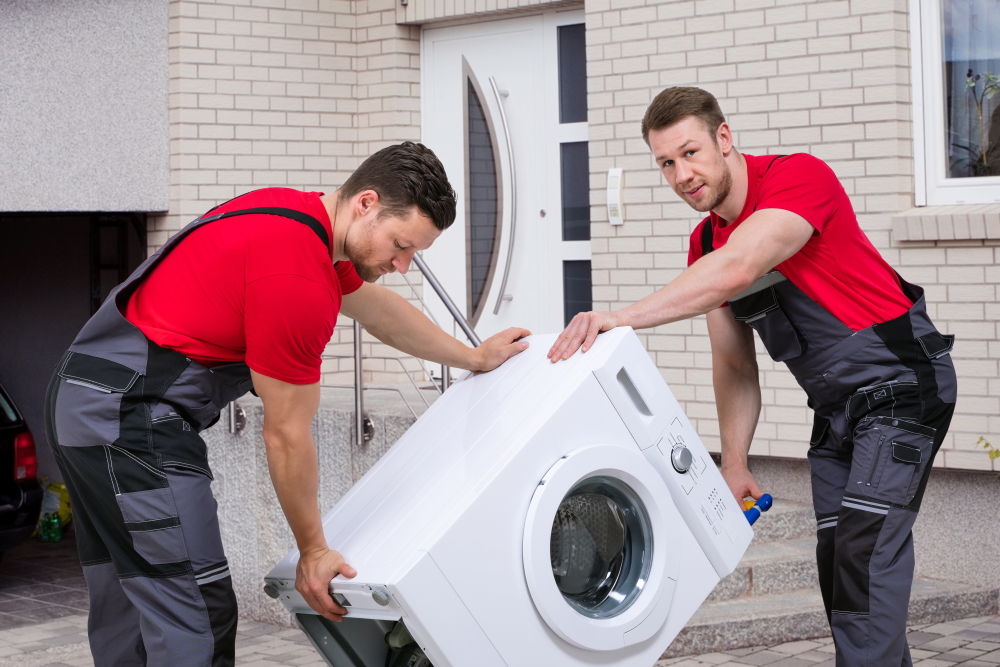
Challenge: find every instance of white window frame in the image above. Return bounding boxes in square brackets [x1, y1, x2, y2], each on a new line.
[910, 0, 1000, 206]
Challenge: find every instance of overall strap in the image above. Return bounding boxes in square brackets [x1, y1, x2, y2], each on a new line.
[700, 216, 714, 256]
[198, 206, 331, 252]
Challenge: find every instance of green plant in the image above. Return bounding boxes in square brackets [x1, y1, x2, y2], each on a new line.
[952, 70, 1000, 177]
[977, 436, 1000, 462]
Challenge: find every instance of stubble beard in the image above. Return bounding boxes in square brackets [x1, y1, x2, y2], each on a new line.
[345, 223, 390, 283]
[683, 160, 733, 214]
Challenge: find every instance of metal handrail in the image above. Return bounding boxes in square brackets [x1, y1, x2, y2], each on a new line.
[322, 354, 433, 411]
[413, 254, 481, 347]
[353, 321, 367, 446]
[321, 385, 420, 421]
[397, 271, 445, 395]
[337, 256, 480, 446]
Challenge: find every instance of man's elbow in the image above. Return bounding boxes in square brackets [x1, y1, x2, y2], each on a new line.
[724, 264, 759, 299]
[262, 424, 312, 454]
[713, 343, 759, 378]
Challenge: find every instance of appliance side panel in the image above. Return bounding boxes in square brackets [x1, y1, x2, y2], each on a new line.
[391, 552, 508, 667]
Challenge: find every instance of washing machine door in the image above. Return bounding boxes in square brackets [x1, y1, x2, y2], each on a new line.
[522, 444, 681, 651]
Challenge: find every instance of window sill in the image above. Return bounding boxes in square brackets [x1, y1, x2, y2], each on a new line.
[891, 205, 1000, 243]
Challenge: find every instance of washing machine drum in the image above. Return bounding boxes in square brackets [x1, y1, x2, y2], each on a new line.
[524, 445, 680, 652]
[550, 477, 652, 619]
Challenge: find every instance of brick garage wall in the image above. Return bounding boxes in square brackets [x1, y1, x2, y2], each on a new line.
[584, 0, 998, 471]
[154, 0, 357, 248]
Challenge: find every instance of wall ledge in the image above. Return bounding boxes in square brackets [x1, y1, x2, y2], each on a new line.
[892, 204, 1000, 242]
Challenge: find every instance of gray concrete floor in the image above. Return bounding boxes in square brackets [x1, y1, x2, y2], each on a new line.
[2, 529, 998, 666]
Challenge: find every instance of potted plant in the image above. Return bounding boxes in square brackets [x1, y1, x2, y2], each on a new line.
[952, 70, 1000, 177]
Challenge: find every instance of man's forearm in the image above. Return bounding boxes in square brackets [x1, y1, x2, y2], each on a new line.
[264, 426, 327, 554]
[714, 360, 761, 468]
[365, 290, 480, 369]
[617, 249, 754, 331]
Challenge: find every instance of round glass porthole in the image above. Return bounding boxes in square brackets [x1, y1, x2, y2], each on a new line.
[549, 475, 653, 619]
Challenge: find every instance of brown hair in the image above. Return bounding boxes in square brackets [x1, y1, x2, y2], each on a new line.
[338, 141, 457, 230]
[641, 87, 726, 145]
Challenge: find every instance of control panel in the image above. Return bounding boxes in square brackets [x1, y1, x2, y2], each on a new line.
[588, 330, 754, 577]
[644, 412, 753, 578]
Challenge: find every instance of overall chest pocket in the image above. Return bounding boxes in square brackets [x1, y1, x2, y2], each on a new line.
[730, 286, 804, 362]
[53, 352, 140, 447]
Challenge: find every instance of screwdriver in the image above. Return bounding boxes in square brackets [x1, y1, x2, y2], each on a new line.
[743, 493, 773, 526]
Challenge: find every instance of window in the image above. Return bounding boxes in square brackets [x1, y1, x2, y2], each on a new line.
[557, 22, 592, 322]
[912, 0, 1000, 205]
[560, 142, 591, 241]
[465, 78, 501, 323]
[558, 24, 587, 124]
[562, 260, 592, 326]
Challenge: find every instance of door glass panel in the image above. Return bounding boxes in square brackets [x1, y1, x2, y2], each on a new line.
[558, 23, 587, 124]
[563, 260, 592, 326]
[550, 476, 652, 619]
[561, 142, 590, 241]
[467, 79, 500, 320]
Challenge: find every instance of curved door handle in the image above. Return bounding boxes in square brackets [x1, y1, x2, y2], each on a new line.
[490, 75, 516, 315]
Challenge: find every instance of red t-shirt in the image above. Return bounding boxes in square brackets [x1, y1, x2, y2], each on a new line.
[687, 153, 911, 331]
[125, 188, 364, 384]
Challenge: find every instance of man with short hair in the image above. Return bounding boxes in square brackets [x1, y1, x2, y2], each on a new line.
[548, 87, 956, 666]
[45, 142, 530, 667]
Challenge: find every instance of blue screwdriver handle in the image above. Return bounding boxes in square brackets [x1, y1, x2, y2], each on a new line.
[744, 493, 773, 526]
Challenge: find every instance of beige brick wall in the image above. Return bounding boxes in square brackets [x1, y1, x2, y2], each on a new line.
[584, 0, 998, 472]
[154, 0, 996, 471]
[155, 0, 434, 389]
[154, 0, 357, 247]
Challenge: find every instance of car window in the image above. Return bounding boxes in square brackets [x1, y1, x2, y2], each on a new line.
[0, 390, 19, 425]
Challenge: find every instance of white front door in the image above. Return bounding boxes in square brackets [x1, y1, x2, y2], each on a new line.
[421, 10, 591, 341]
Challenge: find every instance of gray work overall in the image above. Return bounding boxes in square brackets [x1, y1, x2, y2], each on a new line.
[43, 199, 331, 667]
[701, 218, 957, 666]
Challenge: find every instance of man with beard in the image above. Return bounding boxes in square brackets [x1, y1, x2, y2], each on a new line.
[44, 142, 530, 667]
[547, 88, 956, 666]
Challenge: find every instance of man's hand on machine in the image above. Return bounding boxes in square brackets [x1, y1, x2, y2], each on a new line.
[295, 546, 357, 622]
[548, 311, 620, 362]
[720, 462, 764, 506]
[470, 327, 533, 372]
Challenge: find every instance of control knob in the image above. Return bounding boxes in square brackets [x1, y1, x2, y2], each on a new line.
[670, 446, 693, 473]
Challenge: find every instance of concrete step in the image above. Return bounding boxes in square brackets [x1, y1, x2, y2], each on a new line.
[707, 537, 818, 602]
[749, 498, 815, 543]
[663, 578, 1000, 658]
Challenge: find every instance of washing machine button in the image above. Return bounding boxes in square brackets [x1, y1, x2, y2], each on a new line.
[670, 446, 693, 473]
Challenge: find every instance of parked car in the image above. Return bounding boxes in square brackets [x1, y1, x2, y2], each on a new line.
[0, 381, 42, 561]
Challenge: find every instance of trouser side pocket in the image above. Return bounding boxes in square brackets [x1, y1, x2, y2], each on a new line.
[106, 444, 190, 566]
[852, 417, 935, 506]
[116, 486, 190, 566]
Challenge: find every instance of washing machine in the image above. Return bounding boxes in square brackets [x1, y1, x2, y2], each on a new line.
[265, 327, 754, 666]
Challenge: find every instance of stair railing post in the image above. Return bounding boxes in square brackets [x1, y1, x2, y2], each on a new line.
[354, 320, 365, 447]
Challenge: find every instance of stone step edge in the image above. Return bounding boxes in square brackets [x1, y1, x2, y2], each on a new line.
[749, 502, 816, 543]
[707, 537, 819, 602]
[661, 584, 1000, 659]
